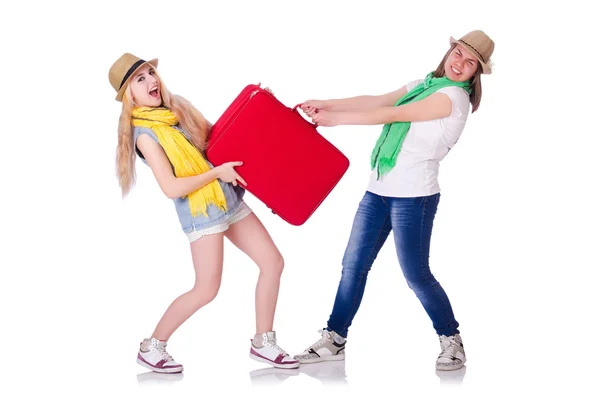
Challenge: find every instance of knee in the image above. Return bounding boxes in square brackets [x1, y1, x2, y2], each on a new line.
[192, 277, 221, 303]
[263, 254, 284, 275]
[341, 256, 372, 277]
[340, 265, 361, 279]
[405, 271, 437, 291]
[205, 285, 220, 303]
[256, 254, 284, 277]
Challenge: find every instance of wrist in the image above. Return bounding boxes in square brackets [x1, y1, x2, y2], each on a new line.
[211, 166, 221, 179]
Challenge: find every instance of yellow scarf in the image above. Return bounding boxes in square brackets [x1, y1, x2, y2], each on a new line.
[132, 107, 227, 217]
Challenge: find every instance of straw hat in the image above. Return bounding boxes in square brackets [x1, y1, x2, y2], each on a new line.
[449, 30, 494, 74]
[108, 53, 158, 101]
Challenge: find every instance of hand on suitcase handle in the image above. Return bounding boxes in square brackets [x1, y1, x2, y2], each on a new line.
[292, 104, 318, 128]
[299, 100, 326, 116]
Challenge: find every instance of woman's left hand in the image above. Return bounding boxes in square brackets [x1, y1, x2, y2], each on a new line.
[311, 110, 341, 127]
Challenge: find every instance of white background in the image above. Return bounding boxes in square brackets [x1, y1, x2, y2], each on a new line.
[1, 0, 598, 396]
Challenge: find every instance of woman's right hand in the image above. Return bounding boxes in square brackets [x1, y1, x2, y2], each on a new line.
[216, 161, 247, 187]
[300, 100, 327, 117]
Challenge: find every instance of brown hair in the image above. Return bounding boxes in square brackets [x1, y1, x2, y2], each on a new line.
[433, 44, 483, 113]
[115, 71, 210, 197]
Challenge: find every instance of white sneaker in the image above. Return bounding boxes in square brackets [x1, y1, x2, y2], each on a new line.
[436, 334, 466, 371]
[137, 338, 184, 373]
[294, 329, 346, 364]
[249, 331, 300, 369]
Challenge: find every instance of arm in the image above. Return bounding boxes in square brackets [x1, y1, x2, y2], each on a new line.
[313, 93, 452, 126]
[327, 86, 409, 111]
[303, 86, 409, 112]
[136, 134, 245, 199]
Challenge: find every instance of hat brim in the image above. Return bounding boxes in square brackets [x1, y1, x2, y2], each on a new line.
[115, 58, 159, 101]
[449, 37, 491, 75]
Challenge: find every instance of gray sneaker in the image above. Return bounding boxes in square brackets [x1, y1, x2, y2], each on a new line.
[294, 329, 346, 364]
[436, 334, 466, 371]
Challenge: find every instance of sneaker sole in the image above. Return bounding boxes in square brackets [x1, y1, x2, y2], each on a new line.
[137, 358, 184, 373]
[297, 354, 345, 364]
[435, 360, 465, 371]
[249, 353, 300, 369]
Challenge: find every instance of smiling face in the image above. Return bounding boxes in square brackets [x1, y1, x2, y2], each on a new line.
[129, 64, 162, 107]
[444, 43, 479, 82]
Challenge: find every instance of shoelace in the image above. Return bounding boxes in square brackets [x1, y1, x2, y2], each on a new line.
[439, 337, 459, 358]
[306, 329, 331, 351]
[151, 342, 174, 362]
[265, 339, 288, 356]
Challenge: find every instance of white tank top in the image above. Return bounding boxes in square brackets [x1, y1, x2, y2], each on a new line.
[367, 79, 471, 197]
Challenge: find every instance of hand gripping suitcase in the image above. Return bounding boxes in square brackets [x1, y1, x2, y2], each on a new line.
[206, 84, 349, 226]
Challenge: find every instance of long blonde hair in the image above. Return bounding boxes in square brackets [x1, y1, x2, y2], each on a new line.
[115, 71, 211, 197]
[433, 44, 483, 113]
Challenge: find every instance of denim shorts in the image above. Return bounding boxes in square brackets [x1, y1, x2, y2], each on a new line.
[186, 201, 253, 243]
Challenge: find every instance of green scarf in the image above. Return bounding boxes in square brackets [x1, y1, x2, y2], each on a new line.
[370, 72, 472, 178]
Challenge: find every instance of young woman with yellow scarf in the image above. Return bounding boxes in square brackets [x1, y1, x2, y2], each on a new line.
[109, 53, 299, 373]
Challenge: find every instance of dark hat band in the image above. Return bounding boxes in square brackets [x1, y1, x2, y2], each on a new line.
[119, 59, 147, 89]
[458, 40, 486, 63]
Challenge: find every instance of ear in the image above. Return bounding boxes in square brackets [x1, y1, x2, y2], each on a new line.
[126, 85, 137, 106]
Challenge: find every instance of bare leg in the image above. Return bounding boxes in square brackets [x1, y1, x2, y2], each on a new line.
[225, 213, 284, 334]
[151, 233, 225, 340]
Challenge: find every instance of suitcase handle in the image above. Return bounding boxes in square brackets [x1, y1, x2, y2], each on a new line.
[292, 104, 318, 129]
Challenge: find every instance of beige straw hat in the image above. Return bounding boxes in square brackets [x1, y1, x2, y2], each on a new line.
[109, 53, 158, 101]
[449, 30, 494, 74]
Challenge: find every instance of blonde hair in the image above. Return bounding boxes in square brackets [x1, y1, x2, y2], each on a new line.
[115, 71, 211, 197]
[433, 44, 483, 113]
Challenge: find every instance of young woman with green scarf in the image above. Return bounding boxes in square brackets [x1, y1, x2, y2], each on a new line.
[108, 54, 299, 373]
[294, 30, 495, 371]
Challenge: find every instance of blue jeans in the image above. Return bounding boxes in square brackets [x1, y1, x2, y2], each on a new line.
[326, 191, 459, 337]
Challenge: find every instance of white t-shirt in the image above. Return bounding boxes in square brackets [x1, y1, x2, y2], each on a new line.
[366, 79, 471, 197]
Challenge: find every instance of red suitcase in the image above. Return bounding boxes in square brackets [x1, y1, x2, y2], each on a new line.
[206, 84, 349, 226]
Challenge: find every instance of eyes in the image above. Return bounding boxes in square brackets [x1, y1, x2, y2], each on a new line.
[137, 69, 156, 83]
[454, 50, 476, 67]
